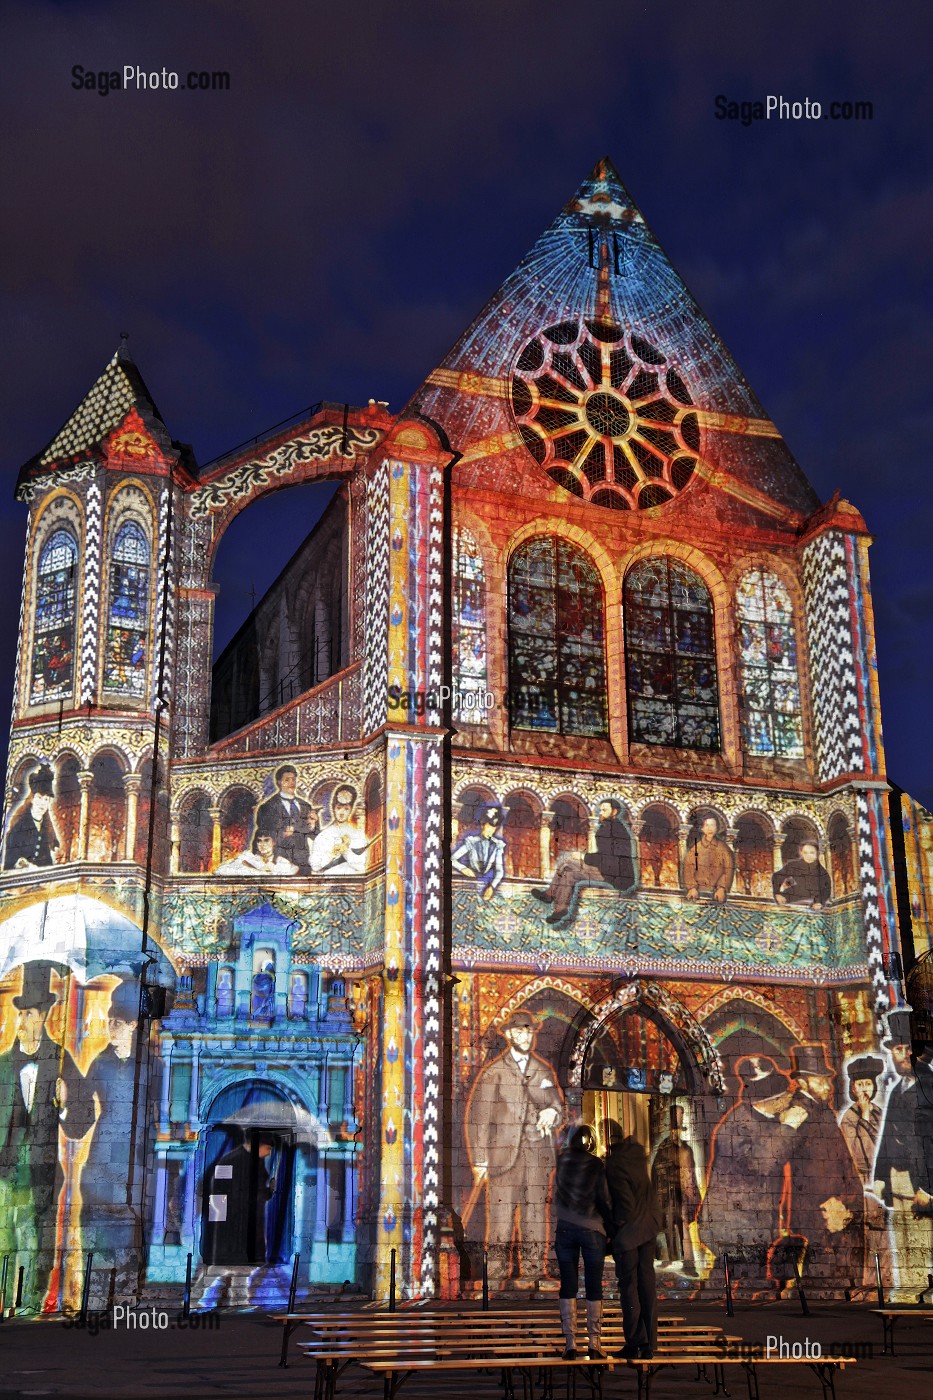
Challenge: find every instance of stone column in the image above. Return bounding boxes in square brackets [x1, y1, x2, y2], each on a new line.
[123, 773, 142, 862]
[208, 805, 222, 871]
[187, 1042, 200, 1133]
[170, 817, 181, 874]
[678, 823, 692, 891]
[539, 810, 555, 880]
[159, 1039, 174, 1135]
[587, 811, 600, 854]
[77, 769, 94, 860]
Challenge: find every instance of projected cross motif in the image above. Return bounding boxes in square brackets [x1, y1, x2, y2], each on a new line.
[493, 908, 524, 942]
[510, 319, 700, 510]
[574, 910, 603, 941]
[666, 919, 692, 948]
[756, 924, 783, 955]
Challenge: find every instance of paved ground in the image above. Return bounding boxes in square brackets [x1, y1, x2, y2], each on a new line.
[0, 1301, 929, 1399]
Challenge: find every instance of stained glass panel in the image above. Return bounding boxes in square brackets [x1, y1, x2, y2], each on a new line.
[508, 536, 608, 736]
[30, 530, 77, 703]
[103, 522, 149, 697]
[452, 527, 488, 724]
[624, 557, 720, 750]
[735, 568, 804, 758]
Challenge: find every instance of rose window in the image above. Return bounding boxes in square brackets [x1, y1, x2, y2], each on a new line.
[510, 319, 701, 510]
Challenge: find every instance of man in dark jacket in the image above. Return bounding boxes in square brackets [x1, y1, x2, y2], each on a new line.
[0, 962, 94, 1309]
[782, 1043, 864, 1285]
[772, 840, 831, 910]
[254, 765, 317, 873]
[604, 1122, 662, 1359]
[532, 800, 635, 926]
[873, 1017, 931, 1292]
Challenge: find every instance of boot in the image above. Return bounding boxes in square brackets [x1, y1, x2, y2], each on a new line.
[559, 1298, 577, 1359]
[586, 1300, 607, 1359]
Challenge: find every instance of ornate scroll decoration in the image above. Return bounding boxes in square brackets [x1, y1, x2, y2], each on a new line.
[189, 426, 382, 519]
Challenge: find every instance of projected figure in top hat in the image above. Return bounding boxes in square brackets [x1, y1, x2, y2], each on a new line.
[873, 1011, 932, 1292]
[465, 1010, 564, 1283]
[781, 1042, 864, 1283]
[3, 766, 59, 870]
[78, 978, 145, 1297]
[839, 1054, 885, 1184]
[451, 805, 507, 900]
[0, 962, 94, 1309]
[695, 1055, 794, 1271]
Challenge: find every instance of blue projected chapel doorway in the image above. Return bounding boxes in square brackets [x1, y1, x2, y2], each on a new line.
[201, 1082, 300, 1267]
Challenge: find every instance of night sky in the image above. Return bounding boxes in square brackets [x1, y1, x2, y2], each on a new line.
[2, 1, 930, 804]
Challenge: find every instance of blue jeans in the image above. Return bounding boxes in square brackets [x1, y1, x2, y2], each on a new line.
[554, 1222, 607, 1300]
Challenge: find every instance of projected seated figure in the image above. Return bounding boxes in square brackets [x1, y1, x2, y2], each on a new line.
[215, 833, 299, 876]
[532, 800, 635, 927]
[771, 840, 831, 911]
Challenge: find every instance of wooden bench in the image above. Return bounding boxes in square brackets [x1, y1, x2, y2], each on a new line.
[869, 1306, 933, 1355]
[274, 1305, 691, 1366]
[291, 1310, 736, 1400]
[629, 1351, 857, 1400]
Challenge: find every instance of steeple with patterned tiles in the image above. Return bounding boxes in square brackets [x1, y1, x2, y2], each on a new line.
[16, 337, 194, 499]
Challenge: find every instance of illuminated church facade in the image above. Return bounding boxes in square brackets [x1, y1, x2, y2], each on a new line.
[1, 159, 930, 1313]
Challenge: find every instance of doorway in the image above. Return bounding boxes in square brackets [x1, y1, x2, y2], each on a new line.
[201, 1125, 294, 1266]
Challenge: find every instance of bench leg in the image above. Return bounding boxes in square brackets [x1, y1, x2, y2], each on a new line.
[713, 1362, 731, 1396]
[740, 1362, 760, 1400]
[883, 1315, 896, 1356]
[807, 1362, 839, 1400]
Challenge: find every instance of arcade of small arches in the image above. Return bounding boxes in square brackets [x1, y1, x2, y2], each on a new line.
[452, 780, 857, 899]
[7, 746, 164, 867]
[453, 520, 810, 764]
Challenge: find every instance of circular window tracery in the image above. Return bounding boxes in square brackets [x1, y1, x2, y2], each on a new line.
[510, 319, 700, 510]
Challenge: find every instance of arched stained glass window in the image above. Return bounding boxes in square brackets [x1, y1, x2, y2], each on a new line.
[735, 568, 804, 758]
[103, 522, 149, 697]
[508, 536, 607, 736]
[452, 526, 488, 724]
[31, 530, 78, 703]
[624, 557, 720, 750]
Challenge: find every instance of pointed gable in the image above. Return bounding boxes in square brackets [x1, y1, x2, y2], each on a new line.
[16, 341, 194, 498]
[413, 157, 820, 527]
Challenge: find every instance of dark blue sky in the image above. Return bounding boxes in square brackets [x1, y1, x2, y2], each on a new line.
[2, 1, 930, 804]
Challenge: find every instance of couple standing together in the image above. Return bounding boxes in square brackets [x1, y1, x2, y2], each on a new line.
[555, 1122, 660, 1361]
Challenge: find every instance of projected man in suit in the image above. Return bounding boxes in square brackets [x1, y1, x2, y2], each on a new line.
[254, 765, 318, 873]
[465, 1011, 564, 1283]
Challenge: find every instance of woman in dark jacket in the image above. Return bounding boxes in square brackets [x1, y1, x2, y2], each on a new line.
[604, 1122, 662, 1359]
[554, 1124, 612, 1359]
